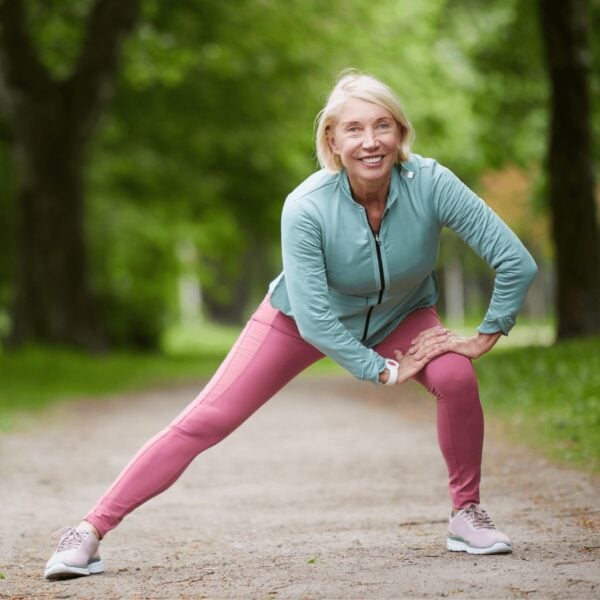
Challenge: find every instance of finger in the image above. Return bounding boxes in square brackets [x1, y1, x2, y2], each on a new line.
[420, 334, 466, 360]
[414, 341, 450, 361]
[410, 332, 450, 356]
[408, 329, 449, 353]
[410, 326, 440, 346]
[410, 326, 449, 346]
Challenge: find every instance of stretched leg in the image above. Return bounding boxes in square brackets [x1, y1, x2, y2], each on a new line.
[374, 307, 483, 509]
[84, 297, 324, 537]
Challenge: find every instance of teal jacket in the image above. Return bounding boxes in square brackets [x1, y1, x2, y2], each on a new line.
[268, 154, 538, 384]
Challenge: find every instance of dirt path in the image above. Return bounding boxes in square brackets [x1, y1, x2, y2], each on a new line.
[1, 377, 599, 599]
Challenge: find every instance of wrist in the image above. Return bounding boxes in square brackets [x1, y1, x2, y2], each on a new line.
[382, 359, 400, 386]
[474, 331, 502, 354]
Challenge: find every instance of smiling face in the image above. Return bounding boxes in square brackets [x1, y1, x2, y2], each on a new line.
[326, 97, 401, 195]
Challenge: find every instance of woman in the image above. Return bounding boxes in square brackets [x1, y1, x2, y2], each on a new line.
[44, 71, 537, 579]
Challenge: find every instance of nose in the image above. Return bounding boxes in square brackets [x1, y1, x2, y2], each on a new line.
[362, 128, 379, 149]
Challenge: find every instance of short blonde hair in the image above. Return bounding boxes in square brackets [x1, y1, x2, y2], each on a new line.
[315, 70, 414, 172]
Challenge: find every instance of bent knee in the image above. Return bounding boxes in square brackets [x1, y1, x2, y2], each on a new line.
[422, 352, 478, 397]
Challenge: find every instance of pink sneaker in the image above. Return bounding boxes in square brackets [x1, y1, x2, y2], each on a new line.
[44, 527, 104, 580]
[447, 504, 512, 555]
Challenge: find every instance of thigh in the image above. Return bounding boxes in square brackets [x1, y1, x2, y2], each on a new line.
[171, 296, 325, 432]
[373, 306, 442, 359]
[374, 306, 478, 394]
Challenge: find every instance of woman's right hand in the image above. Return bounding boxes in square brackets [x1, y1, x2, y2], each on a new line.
[394, 349, 429, 383]
[379, 349, 428, 384]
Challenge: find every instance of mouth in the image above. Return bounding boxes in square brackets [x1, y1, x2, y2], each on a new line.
[359, 155, 385, 165]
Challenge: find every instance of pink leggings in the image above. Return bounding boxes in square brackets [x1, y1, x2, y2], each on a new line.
[85, 299, 483, 537]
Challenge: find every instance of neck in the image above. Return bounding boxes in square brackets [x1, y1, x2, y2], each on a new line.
[347, 173, 391, 209]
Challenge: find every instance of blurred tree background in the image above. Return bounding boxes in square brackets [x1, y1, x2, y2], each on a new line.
[0, 0, 598, 352]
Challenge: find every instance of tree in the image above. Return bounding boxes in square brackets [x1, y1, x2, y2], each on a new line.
[0, 0, 139, 350]
[538, 0, 600, 338]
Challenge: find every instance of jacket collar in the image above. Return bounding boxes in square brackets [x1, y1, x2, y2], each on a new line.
[339, 165, 401, 210]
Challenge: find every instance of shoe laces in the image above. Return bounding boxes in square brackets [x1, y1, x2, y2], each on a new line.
[460, 504, 496, 530]
[51, 527, 89, 551]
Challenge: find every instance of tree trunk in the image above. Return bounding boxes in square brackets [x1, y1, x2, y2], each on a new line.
[201, 247, 253, 325]
[538, 0, 600, 339]
[9, 98, 103, 348]
[0, 0, 140, 350]
[201, 241, 271, 325]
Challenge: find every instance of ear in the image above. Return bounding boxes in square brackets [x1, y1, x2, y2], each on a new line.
[326, 126, 340, 154]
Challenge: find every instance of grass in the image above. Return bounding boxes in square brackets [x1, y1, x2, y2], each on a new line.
[475, 336, 600, 473]
[0, 347, 219, 429]
[1, 320, 598, 474]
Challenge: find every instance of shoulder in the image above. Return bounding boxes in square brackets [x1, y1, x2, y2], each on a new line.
[400, 153, 446, 179]
[282, 169, 340, 223]
[399, 155, 462, 201]
[286, 169, 340, 204]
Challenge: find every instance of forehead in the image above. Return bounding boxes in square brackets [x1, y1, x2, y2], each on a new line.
[336, 97, 394, 124]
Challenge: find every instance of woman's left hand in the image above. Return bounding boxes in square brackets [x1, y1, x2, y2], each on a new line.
[407, 326, 502, 362]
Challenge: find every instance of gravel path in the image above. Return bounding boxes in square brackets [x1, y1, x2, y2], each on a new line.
[1, 377, 599, 599]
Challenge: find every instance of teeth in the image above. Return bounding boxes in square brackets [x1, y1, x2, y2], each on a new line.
[361, 156, 383, 164]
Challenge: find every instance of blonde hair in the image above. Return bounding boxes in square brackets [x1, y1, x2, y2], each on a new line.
[315, 70, 414, 172]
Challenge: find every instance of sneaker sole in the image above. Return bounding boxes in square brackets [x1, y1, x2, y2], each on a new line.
[447, 536, 512, 555]
[44, 559, 104, 580]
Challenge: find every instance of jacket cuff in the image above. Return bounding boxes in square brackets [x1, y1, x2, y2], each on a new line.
[478, 314, 516, 336]
[366, 354, 388, 385]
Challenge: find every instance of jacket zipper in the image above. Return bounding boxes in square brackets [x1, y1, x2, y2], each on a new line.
[361, 222, 386, 342]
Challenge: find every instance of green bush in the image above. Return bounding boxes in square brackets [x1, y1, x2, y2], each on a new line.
[89, 201, 178, 350]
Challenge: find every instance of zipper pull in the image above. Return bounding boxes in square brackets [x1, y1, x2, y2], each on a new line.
[375, 232, 382, 245]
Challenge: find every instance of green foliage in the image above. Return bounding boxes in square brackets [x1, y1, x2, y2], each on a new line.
[89, 200, 179, 348]
[25, 0, 94, 78]
[454, 0, 549, 168]
[476, 337, 600, 473]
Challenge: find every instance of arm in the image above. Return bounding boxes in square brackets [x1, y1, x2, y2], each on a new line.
[408, 163, 537, 363]
[432, 163, 538, 335]
[281, 199, 386, 384]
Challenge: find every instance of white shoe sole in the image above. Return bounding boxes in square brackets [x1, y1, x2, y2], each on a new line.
[44, 559, 104, 580]
[447, 536, 512, 555]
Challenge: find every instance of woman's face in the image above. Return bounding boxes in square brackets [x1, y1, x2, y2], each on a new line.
[327, 97, 401, 191]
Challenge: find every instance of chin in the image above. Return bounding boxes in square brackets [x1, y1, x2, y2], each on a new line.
[359, 162, 393, 177]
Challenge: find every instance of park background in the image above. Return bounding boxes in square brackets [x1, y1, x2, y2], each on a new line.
[0, 0, 598, 471]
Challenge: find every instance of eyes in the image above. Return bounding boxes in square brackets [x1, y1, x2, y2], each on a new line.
[344, 121, 393, 135]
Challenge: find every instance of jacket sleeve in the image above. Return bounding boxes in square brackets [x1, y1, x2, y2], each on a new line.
[280, 198, 387, 383]
[431, 163, 538, 335]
